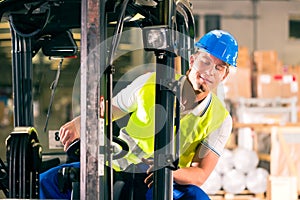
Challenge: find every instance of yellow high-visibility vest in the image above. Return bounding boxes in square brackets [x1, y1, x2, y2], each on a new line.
[113, 73, 229, 171]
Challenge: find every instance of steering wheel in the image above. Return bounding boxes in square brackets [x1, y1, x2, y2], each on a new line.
[66, 136, 129, 162]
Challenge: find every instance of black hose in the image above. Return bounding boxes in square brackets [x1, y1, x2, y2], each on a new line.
[108, 0, 130, 66]
[8, 6, 50, 38]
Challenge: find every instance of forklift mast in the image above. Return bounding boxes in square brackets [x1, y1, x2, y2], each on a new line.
[0, 0, 195, 199]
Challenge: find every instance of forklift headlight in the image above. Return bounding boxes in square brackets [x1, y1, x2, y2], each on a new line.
[142, 26, 170, 51]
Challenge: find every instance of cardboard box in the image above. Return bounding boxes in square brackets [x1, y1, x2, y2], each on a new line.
[237, 46, 251, 69]
[223, 67, 252, 101]
[255, 73, 298, 98]
[267, 176, 298, 200]
[271, 127, 300, 194]
[254, 50, 281, 73]
[287, 65, 300, 115]
[298, 106, 300, 123]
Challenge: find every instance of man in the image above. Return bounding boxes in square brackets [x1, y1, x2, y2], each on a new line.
[40, 29, 238, 199]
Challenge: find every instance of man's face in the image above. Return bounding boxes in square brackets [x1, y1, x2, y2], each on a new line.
[187, 51, 229, 94]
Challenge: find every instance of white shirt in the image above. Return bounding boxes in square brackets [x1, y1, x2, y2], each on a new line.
[112, 72, 232, 157]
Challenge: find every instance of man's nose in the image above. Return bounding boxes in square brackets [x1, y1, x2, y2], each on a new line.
[204, 66, 215, 76]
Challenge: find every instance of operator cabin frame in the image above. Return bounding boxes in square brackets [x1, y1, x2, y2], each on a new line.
[0, 0, 195, 199]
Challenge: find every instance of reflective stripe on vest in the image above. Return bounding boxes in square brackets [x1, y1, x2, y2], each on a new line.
[113, 73, 228, 171]
[112, 129, 149, 171]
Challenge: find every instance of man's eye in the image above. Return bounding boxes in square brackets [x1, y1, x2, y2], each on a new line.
[215, 65, 225, 71]
[201, 60, 211, 66]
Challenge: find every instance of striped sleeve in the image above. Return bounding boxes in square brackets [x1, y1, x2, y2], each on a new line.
[201, 114, 233, 156]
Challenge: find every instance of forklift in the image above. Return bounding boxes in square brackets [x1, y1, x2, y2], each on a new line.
[0, 0, 195, 199]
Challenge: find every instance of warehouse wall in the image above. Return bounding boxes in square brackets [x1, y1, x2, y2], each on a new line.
[192, 0, 300, 66]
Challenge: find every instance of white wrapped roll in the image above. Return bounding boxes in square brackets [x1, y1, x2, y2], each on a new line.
[246, 167, 269, 194]
[233, 147, 259, 173]
[215, 148, 234, 175]
[201, 170, 222, 195]
[222, 169, 246, 194]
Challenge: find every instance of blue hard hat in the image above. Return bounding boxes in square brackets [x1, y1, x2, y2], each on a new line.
[195, 30, 239, 67]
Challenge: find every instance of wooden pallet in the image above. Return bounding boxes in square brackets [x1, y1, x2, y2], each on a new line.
[209, 190, 265, 200]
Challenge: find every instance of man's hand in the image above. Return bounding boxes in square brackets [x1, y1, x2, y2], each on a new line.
[142, 158, 154, 188]
[59, 117, 80, 151]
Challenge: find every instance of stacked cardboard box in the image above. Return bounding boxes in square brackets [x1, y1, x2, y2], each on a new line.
[255, 73, 298, 98]
[223, 46, 252, 101]
[254, 50, 281, 73]
[287, 66, 300, 97]
[270, 126, 300, 198]
[237, 46, 251, 69]
[253, 50, 299, 99]
[223, 67, 252, 100]
[267, 176, 298, 200]
[224, 48, 299, 123]
[287, 65, 300, 122]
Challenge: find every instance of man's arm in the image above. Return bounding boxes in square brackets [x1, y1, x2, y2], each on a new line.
[112, 105, 129, 121]
[58, 105, 127, 151]
[173, 113, 232, 187]
[172, 146, 219, 187]
[59, 72, 153, 151]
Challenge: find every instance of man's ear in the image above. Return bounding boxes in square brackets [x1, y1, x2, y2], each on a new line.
[189, 54, 195, 69]
[221, 69, 230, 81]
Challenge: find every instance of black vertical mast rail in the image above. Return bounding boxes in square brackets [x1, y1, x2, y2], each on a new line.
[6, 16, 42, 199]
[176, 0, 195, 73]
[10, 26, 34, 127]
[152, 1, 195, 199]
[104, 0, 130, 199]
[99, 1, 110, 199]
[6, 127, 42, 199]
[153, 0, 177, 200]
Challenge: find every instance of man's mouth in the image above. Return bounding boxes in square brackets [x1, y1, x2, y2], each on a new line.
[200, 75, 212, 84]
[186, 75, 207, 95]
[194, 84, 205, 94]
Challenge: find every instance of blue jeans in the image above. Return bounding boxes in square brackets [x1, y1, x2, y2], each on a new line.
[39, 162, 80, 199]
[146, 183, 210, 200]
[40, 162, 209, 200]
